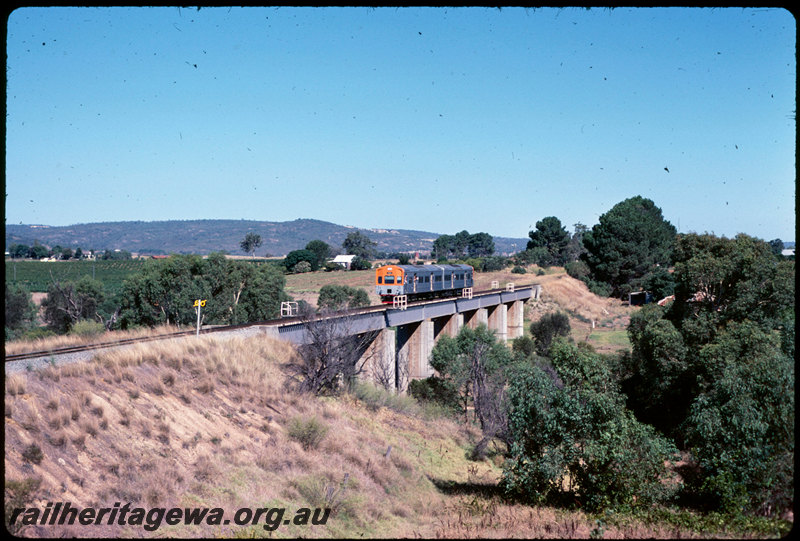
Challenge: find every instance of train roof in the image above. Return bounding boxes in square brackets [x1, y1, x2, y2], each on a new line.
[377, 264, 473, 273]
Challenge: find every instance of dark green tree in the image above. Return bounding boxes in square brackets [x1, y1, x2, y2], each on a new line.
[342, 231, 377, 259]
[581, 196, 677, 298]
[623, 233, 795, 516]
[317, 285, 369, 311]
[8, 244, 29, 259]
[428, 325, 515, 457]
[529, 311, 571, 356]
[102, 249, 132, 260]
[433, 230, 494, 260]
[467, 232, 495, 257]
[304, 240, 333, 269]
[119, 254, 288, 328]
[240, 232, 263, 259]
[501, 341, 679, 512]
[28, 244, 48, 259]
[527, 216, 571, 266]
[283, 249, 318, 272]
[562, 223, 589, 263]
[768, 238, 784, 256]
[349, 256, 372, 270]
[5, 284, 37, 339]
[42, 276, 106, 333]
[683, 321, 794, 514]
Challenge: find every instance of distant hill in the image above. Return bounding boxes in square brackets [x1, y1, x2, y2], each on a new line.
[4, 219, 528, 257]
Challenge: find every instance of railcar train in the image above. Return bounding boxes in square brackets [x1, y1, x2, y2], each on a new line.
[375, 264, 474, 304]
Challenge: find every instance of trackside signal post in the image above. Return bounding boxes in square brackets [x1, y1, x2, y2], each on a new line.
[193, 299, 206, 335]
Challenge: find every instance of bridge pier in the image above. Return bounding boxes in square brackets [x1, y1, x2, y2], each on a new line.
[397, 319, 435, 381]
[507, 299, 525, 339]
[487, 304, 508, 342]
[359, 328, 397, 390]
[463, 307, 488, 329]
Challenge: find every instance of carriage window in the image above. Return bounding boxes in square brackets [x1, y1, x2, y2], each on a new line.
[378, 277, 383, 284]
[385, 276, 395, 284]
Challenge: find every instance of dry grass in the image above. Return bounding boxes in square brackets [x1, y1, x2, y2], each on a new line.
[6, 323, 746, 538]
[4, 324, 186, 356]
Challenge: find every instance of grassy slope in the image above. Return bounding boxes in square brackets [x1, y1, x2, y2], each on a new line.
[5, 333, 723, 539]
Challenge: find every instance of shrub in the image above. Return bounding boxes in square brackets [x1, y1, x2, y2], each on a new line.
[529, 312, 571, 356]
[293, 261, 312, 274]
[408, 376, 462, 417]
[287, 415, 329, 451]
[511, 266, 526, 274]
[351, 381, 420, 415]
[481, 256, 509, 272]
[501, 343, 680, 513]
[70, 319, 106, 337]
[511, 335, 536, 360]
[5, 477, 42, 535]
[21, 444, 44, 464]
[349, 256, 372, 271]
[317, 285, 370, 311]
[565, 260, 590, 281]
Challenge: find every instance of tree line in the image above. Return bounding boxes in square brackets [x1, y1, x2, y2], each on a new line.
[403, 197, 793, 523]
[7, 243, 133, 261]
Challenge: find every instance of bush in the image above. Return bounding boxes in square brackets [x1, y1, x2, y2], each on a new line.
[287, 415, 329, 451]
[511, 335, 536, 360]
[21, 444, 44, 464]
[350, 381, 420, 415]
[293, 261, 312, 274]
[70, 319, 106, 337]
[317, 285, 369, 311]
[511, 266, 527, 274]
[529, 312, 571, 356]
[408, 377, 461, 414]
[481, 256, 509, 272]
[501, 343, 680, 513]
[350, 256, 372, 271]
[565, 260, 591, 281]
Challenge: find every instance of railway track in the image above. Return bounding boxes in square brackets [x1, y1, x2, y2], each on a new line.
[5, 286, 526, 365]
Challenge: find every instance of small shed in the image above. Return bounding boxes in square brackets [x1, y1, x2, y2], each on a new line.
[331, 254, 356, 270]
[628, 291, 654, 306]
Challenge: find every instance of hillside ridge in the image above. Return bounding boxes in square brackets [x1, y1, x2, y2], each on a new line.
[5, 219, 527, 257]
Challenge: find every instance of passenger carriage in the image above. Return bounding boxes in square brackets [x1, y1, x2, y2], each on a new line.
[375, 264, 474, 303]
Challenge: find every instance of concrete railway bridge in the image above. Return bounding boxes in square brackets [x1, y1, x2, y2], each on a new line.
[257, 285, 541, 391]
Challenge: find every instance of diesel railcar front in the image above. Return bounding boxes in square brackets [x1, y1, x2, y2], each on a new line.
[375, 264, 474, 303]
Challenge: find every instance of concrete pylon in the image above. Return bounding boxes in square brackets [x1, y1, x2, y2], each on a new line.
[488, 303, 508, 342]
[464, 308, 488, 329]
[359, 328, 397, 390]
[397, 319, 435, 380]
[507, 300, 525, 339]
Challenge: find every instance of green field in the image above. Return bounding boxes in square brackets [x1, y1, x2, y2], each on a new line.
[5, 259, 148, 294]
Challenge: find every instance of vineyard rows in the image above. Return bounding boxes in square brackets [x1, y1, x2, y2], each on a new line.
[5, 260, 148, 294]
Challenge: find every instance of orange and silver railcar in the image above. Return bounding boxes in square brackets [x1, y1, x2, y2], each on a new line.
[375, 264, 473, 304]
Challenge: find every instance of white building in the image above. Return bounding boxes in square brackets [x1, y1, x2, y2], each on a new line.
[331, 254, 356, 270]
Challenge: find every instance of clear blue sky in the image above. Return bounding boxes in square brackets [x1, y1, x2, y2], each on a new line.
[5, 6, 796, 241]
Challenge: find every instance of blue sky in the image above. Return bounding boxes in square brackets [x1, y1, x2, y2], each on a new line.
[5, 6, 796, 242]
